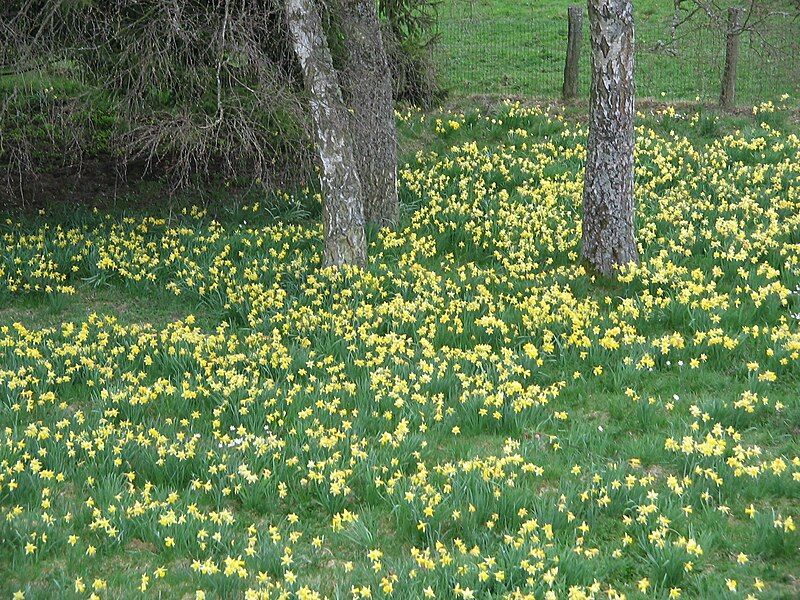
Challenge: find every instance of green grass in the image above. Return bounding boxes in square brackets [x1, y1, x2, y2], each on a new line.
[0, 102, 799, 598]
[435, 0, 800, 104]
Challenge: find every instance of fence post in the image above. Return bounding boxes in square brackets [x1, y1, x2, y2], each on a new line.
[719, 7, 744, 110]
[562, 6, 584, 101]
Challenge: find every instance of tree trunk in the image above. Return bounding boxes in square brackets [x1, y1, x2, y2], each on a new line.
[338, 0, 399, 228]
[719, 7, 743, 110]
[286, 0, 367, 267]
[562, 5, 584, 101]
[581, 0, 639, 277]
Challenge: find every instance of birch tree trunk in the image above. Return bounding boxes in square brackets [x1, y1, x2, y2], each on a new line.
[287, 0, 367, 267]
[581, 0, 639, 277]
[338, 0, 399, 228]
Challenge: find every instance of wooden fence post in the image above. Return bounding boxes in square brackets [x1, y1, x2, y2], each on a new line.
[562, 6, 584, 101]
[719, 7, 744, 110]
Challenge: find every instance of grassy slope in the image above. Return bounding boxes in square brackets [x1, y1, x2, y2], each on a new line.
[0, 105, 798, 599]
[435, 0, 800, 103]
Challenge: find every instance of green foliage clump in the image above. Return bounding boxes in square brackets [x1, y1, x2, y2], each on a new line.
[0, 0, 441, 200]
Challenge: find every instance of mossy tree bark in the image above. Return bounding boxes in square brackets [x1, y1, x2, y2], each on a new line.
[581, 0, 639, 277]
[287, 0, 367, 267]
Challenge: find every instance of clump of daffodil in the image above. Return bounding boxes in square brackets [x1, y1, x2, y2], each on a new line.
[1, 99, 798, 598]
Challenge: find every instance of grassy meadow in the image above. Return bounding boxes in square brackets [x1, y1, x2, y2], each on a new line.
[0, 98, 799, 599]
[434, 0, 800, 103]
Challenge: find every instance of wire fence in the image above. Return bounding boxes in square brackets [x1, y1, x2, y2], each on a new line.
[433, 5, 800, 106]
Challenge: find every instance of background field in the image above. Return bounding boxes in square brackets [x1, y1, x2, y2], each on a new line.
[434, 0, 800, 103]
